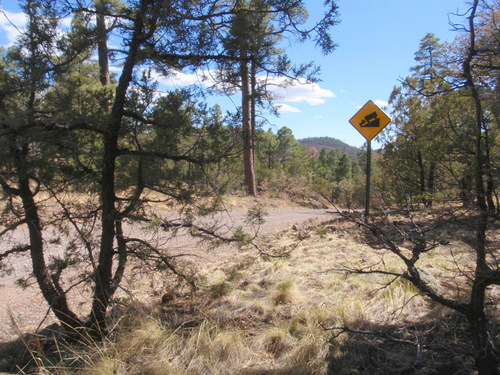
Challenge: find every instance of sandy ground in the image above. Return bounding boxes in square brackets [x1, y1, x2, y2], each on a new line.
[0, 207, 335, 343]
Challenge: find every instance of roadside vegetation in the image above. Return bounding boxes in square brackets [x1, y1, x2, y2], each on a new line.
[5, 209, 498, 374]
[1, 0, 500, 373]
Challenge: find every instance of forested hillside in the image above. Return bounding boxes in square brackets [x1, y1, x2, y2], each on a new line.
[298, 136, 360, 160]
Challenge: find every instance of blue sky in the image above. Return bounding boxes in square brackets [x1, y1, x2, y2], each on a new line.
[0, 0, 467, 147]
[275, 0, 466, 148]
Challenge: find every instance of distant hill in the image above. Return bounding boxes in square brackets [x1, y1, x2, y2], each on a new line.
[298, 137, 360, 160]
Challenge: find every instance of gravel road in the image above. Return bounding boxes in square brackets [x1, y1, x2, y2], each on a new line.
[0, 208, 335, 343]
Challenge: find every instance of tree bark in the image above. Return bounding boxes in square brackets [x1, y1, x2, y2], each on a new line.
[417, 150, 427, 207]
[241, 48, 257, 196]
[427, 161, 436, 207]
[94, 0, 112, 112]
[251, 59, 257, 169]
[95, 0, 110, 87]
[468, 278, 497, 374]
[18, 168, 82, 332]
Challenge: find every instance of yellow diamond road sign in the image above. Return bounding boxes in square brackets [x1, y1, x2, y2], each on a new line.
[349, 100, 391, 141]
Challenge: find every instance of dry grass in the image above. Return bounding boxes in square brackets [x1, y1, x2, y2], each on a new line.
[4, 207, 497, 374]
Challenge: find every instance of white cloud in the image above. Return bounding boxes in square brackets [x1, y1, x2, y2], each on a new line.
[158, 70, 204, 86]
[314, 115, 324, 119]
[60, 16, 73, 28]
[153, 69, 221, 89]
[274, 103, 301, 113]
[267, 77, 335, 105]
[354, 100, 388, 111]
[374, 99, 389, 108]
[0, 10, 26, 45]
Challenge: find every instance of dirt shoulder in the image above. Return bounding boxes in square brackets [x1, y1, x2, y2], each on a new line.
[0, 197, 336, 344]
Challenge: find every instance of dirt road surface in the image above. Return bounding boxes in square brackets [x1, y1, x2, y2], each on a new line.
[0, 208, 336, 343]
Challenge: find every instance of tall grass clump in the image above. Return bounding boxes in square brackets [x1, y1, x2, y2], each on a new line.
[270, 279, 298, 305]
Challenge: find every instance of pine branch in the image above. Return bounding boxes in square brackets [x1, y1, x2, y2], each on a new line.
[0, 244, 31, 262]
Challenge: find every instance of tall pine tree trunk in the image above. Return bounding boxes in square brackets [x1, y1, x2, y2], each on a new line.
[241, 48, 257, 196]
[251, 59, 257, 172]
[95, 0, 112, 111]
[95, 0, 110, 87]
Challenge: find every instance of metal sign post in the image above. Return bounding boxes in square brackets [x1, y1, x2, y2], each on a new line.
[365, 140, 372, 220]
[349, 100, 391, 219]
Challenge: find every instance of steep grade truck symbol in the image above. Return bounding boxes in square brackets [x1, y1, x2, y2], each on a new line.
[349, 100, 391, 141]
[359, 112, 380, 127]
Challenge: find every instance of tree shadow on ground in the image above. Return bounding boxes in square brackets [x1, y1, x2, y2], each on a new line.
[0, 323, 67, 373]
[325, 308, 490, 375]
[240, 367, 320, 375]
[1, 308, 496, 374]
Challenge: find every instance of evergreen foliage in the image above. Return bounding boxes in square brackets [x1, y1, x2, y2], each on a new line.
[299, 136, 360, 160]
[0, 0, 341, 337]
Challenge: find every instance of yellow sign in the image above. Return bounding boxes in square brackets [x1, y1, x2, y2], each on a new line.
[349, 100, 391, 141]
